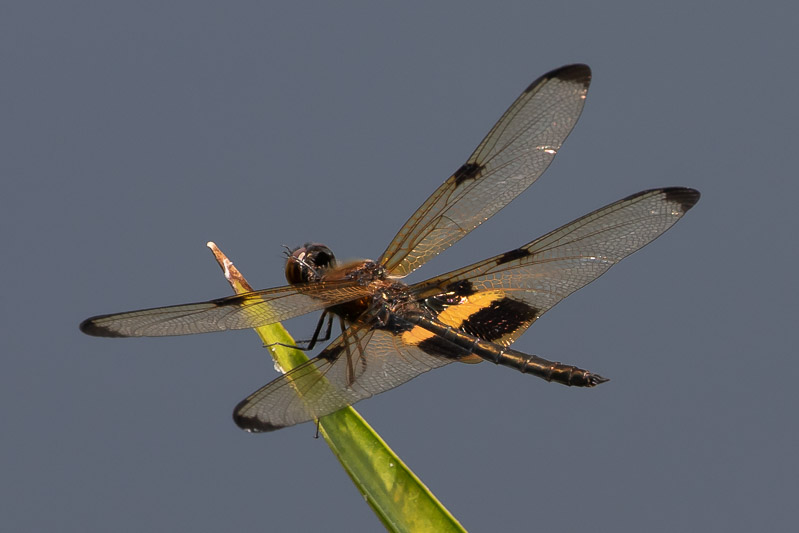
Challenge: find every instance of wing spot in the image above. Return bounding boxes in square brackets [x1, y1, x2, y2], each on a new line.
[452, 162, 483, 186]
[319, 344, 345, 361]
[445, 279, 477, 297]
[496, 248, 530, 265]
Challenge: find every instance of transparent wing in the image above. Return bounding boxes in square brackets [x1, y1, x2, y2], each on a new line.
[233, 188, 699, 431]
[410, 188, 701, 346]
[233, 314, 463, 432]
[379, 64, 591, 277]
[80, 280, 372, 337]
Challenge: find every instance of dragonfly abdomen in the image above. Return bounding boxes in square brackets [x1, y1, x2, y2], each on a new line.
[490, 348, 608, 387]
[408, 315, 608, 387]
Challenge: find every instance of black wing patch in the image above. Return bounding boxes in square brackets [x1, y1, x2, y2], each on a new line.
[459, 297, 539, 343]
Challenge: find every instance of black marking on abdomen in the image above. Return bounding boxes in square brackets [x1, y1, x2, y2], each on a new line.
[378, 312, 416, 335]
[460, 297, 539, 342]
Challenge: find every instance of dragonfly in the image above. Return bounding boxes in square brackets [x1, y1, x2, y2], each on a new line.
[81, 64, 700, 432]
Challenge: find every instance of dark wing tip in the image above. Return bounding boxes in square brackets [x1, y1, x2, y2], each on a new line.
[527, 64, 592, 93]
[233, 403, 284, 433]
[662, 187, 701, 213]
[551, 63, 592, 83]
[620, 187, 701, 214]
[79, 316, 125, 337]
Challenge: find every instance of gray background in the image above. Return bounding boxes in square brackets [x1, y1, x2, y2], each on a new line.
[3, 2, 797, 532]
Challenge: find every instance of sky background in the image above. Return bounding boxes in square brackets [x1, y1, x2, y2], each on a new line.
[3, 2, 798, 532]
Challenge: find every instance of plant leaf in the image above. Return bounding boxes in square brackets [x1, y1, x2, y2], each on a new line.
[207, 242, 466, 532]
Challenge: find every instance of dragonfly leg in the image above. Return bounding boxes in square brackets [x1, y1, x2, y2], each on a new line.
[263, 311, 335, 351]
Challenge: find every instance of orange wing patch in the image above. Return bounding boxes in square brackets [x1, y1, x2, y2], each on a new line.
[400, 324, 437, 345]
[436, 290, 507, 328]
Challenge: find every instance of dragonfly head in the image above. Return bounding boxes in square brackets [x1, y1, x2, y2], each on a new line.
[284, 243, 337, 285]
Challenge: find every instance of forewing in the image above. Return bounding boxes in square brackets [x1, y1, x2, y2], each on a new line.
[80, 281, 372, 337]
[233, 314, 462, 432]
[410, 188, 700, 346]
[379, 64, 591, 277]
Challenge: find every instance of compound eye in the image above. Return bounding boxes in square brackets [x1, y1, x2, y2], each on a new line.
[306, 244, 336, 269]
[284, 243, 336, 285]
